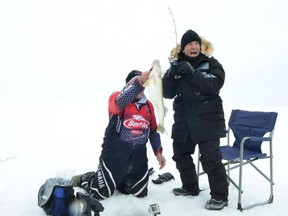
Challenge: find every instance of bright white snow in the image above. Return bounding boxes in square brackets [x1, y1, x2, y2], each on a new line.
[0, 102, 287, 216]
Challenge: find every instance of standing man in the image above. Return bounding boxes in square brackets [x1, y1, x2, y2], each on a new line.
[162, 29, 228, 210]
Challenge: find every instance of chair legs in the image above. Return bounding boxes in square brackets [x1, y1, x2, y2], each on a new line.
[228, 158, 274, 211]
[197, 143, 274, 211]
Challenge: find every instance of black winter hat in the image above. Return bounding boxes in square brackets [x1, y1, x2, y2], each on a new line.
[125, 70, 142, 83]
[181, 29, 201, 50]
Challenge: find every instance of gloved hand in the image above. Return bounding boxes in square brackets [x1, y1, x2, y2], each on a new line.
[166, 64, 178, 79]
[176, 61, 195, 76]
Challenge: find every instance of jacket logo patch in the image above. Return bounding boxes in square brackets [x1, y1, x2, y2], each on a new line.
[123, 115, 149, 131]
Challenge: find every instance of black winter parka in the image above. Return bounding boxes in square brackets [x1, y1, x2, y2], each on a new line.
[162, 53, 226, 144]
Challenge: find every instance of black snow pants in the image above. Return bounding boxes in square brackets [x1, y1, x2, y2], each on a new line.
[79, 138, 149, 200]
[172, 137, 228, 201]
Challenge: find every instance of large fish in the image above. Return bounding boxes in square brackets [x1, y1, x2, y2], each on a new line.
[145, 59, 168, 134]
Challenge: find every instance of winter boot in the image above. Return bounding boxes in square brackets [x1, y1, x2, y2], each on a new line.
[71, 174, 82, 187]
[205, 198, 228, 210]
[172, 187, 200, 196]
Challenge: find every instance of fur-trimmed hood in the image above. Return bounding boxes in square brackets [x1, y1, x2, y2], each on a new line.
[170, 36, 214, 59]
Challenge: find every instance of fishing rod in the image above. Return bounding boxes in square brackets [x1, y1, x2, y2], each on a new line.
[168, 7, 178, 48]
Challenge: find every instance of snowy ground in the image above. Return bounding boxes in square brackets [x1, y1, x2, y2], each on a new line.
[0, 101, 287, 216]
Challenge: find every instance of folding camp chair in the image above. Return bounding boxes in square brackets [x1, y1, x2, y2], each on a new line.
[197, 109, 278, 211]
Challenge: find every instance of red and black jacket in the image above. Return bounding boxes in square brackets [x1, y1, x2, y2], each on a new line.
[103, 76, 162, 155]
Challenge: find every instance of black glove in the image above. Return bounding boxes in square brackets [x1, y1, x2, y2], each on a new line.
[166, 64, 178, 79]
[176, 61, 195, 76]
[152, 172, 175, 184]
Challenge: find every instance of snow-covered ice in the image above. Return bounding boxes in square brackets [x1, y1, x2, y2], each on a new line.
[0, 102, 287, 216]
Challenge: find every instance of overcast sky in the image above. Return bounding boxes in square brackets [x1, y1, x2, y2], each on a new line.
[0, 0, 287, 106]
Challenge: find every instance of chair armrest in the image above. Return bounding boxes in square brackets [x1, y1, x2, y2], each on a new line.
[240, 136, 271, 149]
[239, 136, 272, 154]
[247, 137, 271, 142]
